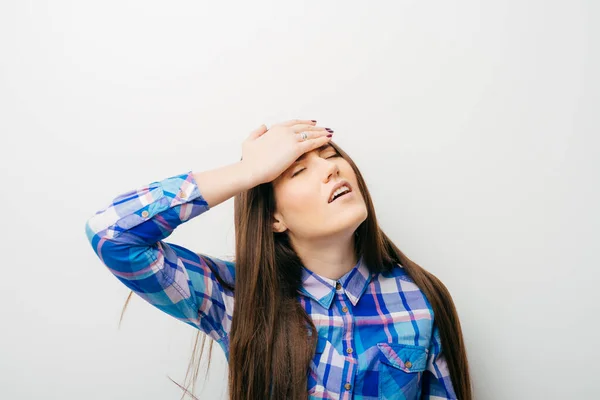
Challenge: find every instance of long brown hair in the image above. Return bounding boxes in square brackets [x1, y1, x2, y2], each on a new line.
[119, 141, 473, 399]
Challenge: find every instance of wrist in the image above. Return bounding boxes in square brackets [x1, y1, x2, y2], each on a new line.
[236, 160, 262, 190]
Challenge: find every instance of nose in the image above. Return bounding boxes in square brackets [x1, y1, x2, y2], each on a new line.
[323, 157, 340, 183]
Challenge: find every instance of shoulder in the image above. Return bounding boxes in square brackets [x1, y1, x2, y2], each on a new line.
[375, 262, 420, 289]
[373, 262, 435, 314]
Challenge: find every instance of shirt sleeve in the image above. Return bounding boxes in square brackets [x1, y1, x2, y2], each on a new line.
[421, 322, 458, 399]
[84, 170, 235, 342]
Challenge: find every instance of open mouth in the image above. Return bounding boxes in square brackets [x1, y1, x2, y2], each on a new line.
[328, 185, 352, 203]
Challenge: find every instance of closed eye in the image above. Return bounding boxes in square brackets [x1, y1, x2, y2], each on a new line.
[291, 154, 339, 177]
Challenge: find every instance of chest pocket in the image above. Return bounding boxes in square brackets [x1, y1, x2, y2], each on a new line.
[377, 342, 428, 400]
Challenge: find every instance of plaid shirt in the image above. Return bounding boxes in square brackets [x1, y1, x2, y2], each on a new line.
[85, 170, 457, 400]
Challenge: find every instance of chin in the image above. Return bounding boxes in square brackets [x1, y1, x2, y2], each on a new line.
[327, 211, 367, 236]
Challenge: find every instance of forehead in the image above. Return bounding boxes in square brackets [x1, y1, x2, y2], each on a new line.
[293, 143, 335, 163]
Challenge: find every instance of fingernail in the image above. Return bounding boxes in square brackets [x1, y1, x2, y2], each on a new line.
[327, 134, 333, 137]
[311, 120, 317, 123]
[326, 128, 334, 132]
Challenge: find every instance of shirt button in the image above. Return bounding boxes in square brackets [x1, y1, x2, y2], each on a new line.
[405, 361, 412, 368]
[335, 282, 342, 290]
[344, 383, 352, 390]
[341, 306, 348, 313]
[346, 347, 353, 354]
[141, 210, 149, 218]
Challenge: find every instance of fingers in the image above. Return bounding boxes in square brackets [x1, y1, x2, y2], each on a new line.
[248, 119, 317, 140]
[292, 124, 328, 133]
[247, 119, 325, 142]
[280, 119, 317, 128]
[299, 134, 333, 151]
[294, 128, 332, 142]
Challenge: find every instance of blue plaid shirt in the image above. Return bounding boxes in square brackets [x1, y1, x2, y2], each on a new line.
[85, 170, 457, 400]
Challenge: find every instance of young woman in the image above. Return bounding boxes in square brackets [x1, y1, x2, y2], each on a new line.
[85, 119, 472, 400]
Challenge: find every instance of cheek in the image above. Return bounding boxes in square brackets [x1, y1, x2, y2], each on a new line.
[277, 187, 325, 224]
[285, 187, 321, 211]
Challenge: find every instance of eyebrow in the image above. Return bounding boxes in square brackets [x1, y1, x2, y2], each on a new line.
[292, 144, 334, 165]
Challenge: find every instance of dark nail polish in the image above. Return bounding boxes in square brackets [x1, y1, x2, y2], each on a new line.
[326, 128, 334, 133]
[327, 134, 333, 137]
[311, 120, 317, 122]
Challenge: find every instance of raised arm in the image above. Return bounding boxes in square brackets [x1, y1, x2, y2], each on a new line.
[84, 161, 255, 342]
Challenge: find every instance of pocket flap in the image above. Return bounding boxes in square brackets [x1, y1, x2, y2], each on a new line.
[376, 342, 428, 372]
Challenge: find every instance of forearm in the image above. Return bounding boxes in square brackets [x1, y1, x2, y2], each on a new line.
[193, 160, 258, 209]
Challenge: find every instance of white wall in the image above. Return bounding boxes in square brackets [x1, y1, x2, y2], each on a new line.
[0, 1, 597, 399]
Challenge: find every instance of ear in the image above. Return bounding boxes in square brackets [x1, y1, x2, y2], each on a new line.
[272, 212, 287, 233]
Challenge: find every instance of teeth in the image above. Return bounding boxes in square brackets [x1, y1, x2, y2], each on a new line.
[329, 185, 350, 202]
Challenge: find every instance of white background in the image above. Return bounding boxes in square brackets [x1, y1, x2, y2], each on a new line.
[0, 1, 598, 399]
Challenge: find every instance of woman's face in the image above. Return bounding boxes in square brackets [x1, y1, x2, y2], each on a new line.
[271, 144, 368, 241]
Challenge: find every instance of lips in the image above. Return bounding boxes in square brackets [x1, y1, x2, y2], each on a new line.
[328, 180, 352, 203]
[330, 189, 351, 203]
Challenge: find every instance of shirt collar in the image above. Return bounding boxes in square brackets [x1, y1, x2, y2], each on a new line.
[298, 254, 372, 309]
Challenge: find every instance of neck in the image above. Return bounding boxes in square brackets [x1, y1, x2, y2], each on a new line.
[290, 231, 358, 281]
